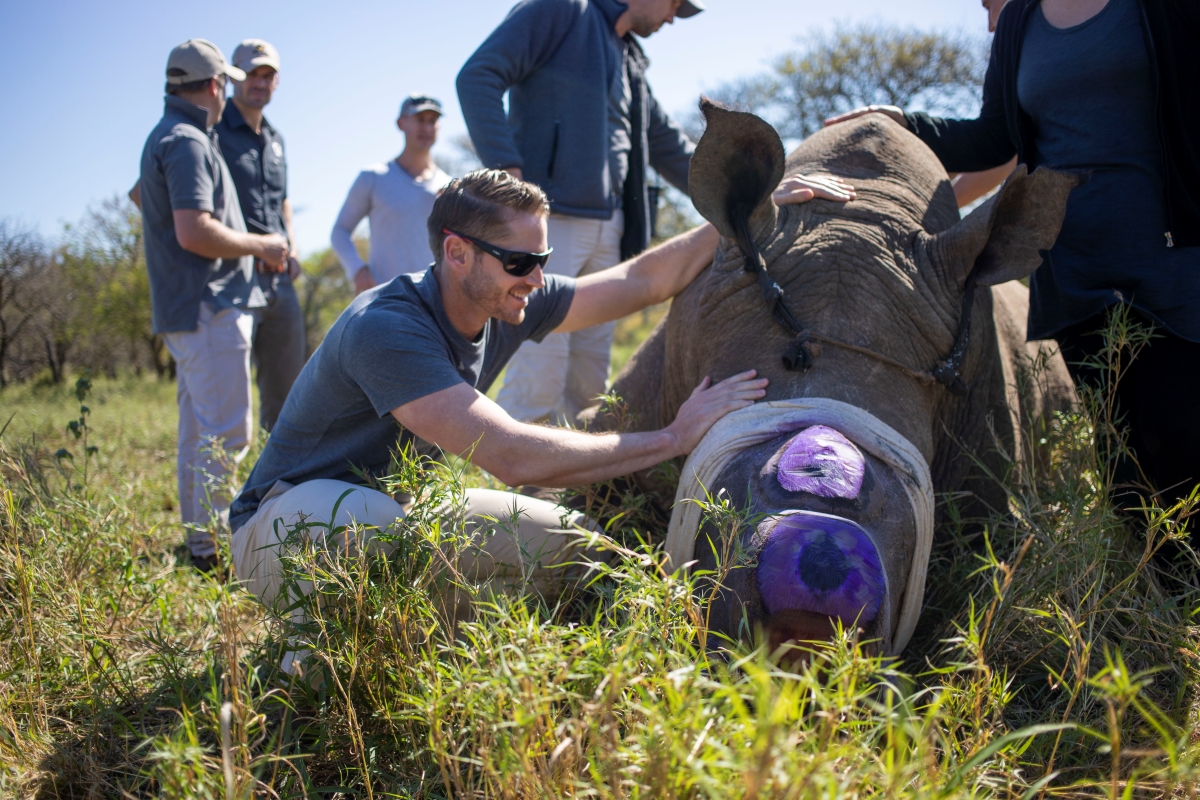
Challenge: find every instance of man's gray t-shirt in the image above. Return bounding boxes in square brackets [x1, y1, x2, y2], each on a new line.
[229, 269, 576, 531]
[139, 95, 262, 334]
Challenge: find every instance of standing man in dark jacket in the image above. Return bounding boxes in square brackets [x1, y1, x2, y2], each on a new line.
[217, 39, 306, 433]
[458, 0, 701, 424]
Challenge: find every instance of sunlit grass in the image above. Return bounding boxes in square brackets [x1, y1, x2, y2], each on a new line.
[0, 312, 1197, 798]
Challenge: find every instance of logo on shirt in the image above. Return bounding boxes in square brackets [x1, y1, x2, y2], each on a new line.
[271, 141, 283, 158]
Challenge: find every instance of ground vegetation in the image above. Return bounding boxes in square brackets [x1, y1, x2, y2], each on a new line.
[0, 312, 1196, 798]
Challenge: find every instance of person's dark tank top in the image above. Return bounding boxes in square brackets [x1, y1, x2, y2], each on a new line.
[1018, 0, 1199, 342]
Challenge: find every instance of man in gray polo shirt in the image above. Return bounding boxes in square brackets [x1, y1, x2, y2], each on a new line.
[138, 38, 290, 570]
[331, 94, 453, 294]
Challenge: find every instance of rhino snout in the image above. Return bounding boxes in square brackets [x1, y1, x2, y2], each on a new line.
[756, 512, 887, 650]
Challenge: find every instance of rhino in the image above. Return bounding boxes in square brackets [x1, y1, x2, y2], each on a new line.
[585, 101, 1080, 657]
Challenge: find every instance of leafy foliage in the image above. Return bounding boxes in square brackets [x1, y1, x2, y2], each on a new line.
[697, 24, 986, 141]
[0, 204, 357, 386]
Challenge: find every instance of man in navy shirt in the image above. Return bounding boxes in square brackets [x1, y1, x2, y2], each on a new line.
[217, 39, 306, 432]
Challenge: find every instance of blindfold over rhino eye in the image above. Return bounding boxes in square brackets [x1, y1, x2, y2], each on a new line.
[443, 229, 553, 277]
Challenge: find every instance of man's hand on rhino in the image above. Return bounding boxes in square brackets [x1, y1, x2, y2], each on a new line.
[774, 174, 857, 205]
[667, 370, 769, 455]
[823, 105, 908, 130]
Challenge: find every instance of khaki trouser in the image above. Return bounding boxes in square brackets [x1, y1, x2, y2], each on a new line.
[162, 304, 256, 558]
[231, 479, 610, 670]
[496, 210, 624, 424]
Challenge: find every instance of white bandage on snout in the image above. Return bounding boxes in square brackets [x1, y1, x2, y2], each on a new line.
[665, 398, 934, 656]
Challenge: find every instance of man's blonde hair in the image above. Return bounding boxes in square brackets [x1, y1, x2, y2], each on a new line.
[427, 169, 550, 266]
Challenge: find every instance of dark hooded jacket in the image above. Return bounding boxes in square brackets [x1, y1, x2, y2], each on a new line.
[457, 0, 694, 258]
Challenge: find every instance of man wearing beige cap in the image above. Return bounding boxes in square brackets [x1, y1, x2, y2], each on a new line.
[138, 38, 290, 571]
[331, 94, 452, 294]
[217, 39, 306, 433]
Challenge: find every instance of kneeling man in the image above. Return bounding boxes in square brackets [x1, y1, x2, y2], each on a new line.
[228, 168, 844, 620]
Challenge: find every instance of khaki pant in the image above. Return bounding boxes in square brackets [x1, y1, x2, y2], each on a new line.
[231, 480, 609, 653]
[162, 304, 256, 557]
[496, 211, 624, 424]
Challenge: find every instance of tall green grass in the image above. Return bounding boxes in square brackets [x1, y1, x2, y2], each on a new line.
[0, 314, 1197, 798]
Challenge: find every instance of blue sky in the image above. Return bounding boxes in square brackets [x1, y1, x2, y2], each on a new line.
[0, 0, 983, 255]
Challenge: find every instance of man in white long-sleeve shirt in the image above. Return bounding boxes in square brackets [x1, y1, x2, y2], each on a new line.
[331, 95, 452, 294]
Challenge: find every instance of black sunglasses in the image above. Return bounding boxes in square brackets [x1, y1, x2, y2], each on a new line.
[443, 229, 552, 277]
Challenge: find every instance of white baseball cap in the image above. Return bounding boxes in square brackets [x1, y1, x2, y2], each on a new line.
[232, 39, 281, 74]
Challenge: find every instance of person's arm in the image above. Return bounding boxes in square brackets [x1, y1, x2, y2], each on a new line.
[160, 134, 288, 263]
[556, 174, 856, 333]
[331, 171, 373, 289]
[456, 0, 580, 173]
[174, 209, 289, 263]
[128, 181, 141, 210]
[952, 157, 1017, 208]
[392, 370, 767, 488]
[644, 88, 695, 194]
[556, 224, 718, 334]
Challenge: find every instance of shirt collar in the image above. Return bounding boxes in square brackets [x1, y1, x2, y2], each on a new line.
[164, 94, 210, 130]
[220, 99, 274, 134]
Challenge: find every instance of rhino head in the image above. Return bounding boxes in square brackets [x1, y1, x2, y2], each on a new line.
[607, 100, 1082, 658]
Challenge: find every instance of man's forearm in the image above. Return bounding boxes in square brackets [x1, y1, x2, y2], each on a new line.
[456, 67, 524, 172]
[175, 210, 260, 259]
[396, 386, 682, 488]
[631, 223, 719, 305]
[331, 223, 366, 280]
[483, 423, 680, 488]
[283, 198, 297, 254]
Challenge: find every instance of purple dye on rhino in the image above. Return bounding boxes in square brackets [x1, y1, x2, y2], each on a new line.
[757, 512, 886, 625]
[776, 425, 865, 499]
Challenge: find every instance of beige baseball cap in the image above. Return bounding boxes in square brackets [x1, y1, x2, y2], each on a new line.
[166, 38, 245, 85]
[232, 39, 281, 74]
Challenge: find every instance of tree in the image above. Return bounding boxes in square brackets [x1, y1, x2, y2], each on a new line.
[297, 247, 354, 359]
[699, 24, 986, 141]
[55, 197, 163, 381]
[0, 222, 49, 387]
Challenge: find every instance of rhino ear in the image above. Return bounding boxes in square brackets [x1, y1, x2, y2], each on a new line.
[689, 97, 786, 242]
[927, 165, 1085, 289]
